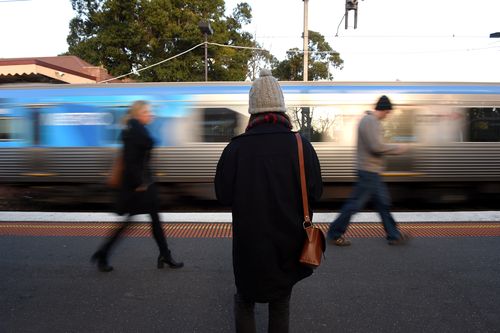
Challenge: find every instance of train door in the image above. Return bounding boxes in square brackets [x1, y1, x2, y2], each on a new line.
[39, 103, 114, 182]
[25, 105, 47, 179]
[382, 106, 417, 173]
[0, 102, 32, 181]
[0, 106, 28, 146]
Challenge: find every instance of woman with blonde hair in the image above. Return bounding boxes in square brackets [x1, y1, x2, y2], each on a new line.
[91, 100, 183, 272]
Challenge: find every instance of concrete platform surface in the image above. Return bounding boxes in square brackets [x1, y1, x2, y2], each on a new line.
[1, 230, 499, 332]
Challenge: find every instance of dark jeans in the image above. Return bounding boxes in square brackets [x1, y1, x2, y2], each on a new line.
[327, 170, 401, 240]
[99, 211, 169, 257]
[234, 293, 291, 333]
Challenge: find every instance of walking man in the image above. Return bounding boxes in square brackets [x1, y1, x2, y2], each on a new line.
[327, 95, 410, 246]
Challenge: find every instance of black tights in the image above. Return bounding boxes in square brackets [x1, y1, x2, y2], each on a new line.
[234, 293, 291, 333]
[99, 211, 169, 257]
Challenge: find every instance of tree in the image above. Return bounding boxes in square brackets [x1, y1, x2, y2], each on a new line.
[246, 43, 277, 81]
[67, 0, 256, 82]
[288, 106, 337, 141]
[272, 30, 343, 81]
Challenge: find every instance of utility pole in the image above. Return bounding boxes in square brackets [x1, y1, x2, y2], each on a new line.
[303, 0, 309, 82]
[204, 33, 209, 81]
[345, 0, 360, 30]
[198, 21, 213, 82]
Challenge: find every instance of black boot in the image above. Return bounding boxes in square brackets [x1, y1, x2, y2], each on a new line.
[157, 253, 184, 269]
[91, 250, 113, 272]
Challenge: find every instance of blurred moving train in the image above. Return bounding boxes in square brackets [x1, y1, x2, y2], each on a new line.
[1, 81, 500, 204]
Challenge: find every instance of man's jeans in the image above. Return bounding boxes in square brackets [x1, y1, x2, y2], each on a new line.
[327, 170, 401, 240]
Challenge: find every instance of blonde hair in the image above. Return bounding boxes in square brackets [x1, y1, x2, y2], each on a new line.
[122, 100, 149, 124]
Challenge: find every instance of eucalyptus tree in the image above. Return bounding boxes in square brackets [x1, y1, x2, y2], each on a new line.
[67, 0, 255, 82]
[272, 30, 343, 81]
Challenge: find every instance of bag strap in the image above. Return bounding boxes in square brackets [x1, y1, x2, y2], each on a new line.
[295, 133, 312, 228]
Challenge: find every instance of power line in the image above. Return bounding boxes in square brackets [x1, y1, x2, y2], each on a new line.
[98, 42, 268, 83]
[287, 45, 500, 56]
[207, 42, 266, 51]
[335, 14, 346, 37]
[353, 45, 500, 55]
[99, 43, 204, 83]
[97, 39, 499, 83]
[251, 34, 495, 39]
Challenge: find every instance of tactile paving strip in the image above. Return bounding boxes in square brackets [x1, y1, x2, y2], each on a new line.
[0, 222, 499, 238]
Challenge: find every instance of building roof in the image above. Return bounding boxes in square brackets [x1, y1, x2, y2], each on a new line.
[0, 56, 115, 84]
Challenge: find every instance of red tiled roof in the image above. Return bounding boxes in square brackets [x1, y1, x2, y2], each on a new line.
[0, 56, 114, 82]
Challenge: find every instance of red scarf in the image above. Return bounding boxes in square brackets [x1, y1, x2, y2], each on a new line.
[245, 112, 293, 132]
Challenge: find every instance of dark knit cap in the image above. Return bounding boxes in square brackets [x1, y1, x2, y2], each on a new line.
[375, 95, 393, 111]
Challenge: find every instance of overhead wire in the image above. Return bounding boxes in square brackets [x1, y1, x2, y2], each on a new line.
[207, 42, 266, 51]
[242, 34, 496, 39]
[98, 42, 267, 83]
[287, 45, 500, 56]
[98, 38, 499, 83]
[98, 42, 204, 83]
[335, 14, 346, 37]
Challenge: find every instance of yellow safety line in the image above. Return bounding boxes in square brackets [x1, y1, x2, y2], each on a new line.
[344, 224, 500, 229]
[1, 223, 499, 230]
[401, 225, 500, 229]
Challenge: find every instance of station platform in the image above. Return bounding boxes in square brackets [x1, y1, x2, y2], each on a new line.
[1, 212, 499, 332]
[1, 221, 500, 238]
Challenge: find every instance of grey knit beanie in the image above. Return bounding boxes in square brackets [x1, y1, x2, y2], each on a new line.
[248, 69, 286, 114]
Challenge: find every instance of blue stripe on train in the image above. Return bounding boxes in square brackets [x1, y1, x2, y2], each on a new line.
[2, 83, 500, 99]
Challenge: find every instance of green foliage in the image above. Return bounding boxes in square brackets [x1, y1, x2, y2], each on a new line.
[272, 30, 344, 81]
[67, 0, 256, 82]
[247, 46, 277, 81]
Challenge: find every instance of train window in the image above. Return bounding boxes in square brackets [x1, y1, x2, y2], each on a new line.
[382, 108, 416, 143]
[287, 106, 340, 142]
[467, 107, 500, 142]
[0, 117, 21, 141]
[201, 108, 238, 142]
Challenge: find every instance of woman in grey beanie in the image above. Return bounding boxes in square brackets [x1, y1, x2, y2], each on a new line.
[215, 70, 323, 333]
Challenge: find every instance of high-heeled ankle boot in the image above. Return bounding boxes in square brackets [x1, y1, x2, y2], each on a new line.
[157, 254, 184, 269]
[91, 250, 113, 272]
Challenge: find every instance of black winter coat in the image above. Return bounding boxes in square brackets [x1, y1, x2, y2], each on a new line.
[214, 123, 323, 302]
[116, 119, 159, 216]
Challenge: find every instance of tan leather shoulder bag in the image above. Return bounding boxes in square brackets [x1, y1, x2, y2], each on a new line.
[295, 133, 326, 268]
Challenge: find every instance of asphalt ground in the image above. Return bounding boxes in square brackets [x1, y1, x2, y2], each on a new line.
[1, 225, 499, 333]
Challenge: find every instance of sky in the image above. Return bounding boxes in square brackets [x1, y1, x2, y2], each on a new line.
[0, 0, 499, 82]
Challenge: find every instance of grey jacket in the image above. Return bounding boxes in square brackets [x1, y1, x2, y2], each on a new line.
[357, 111, 399, 173]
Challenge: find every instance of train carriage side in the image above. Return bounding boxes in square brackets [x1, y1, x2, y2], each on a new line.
[285, 83, 500, 201]
[408, 85, 500, 202]
[0, 84, 199, 189]
[171, 82, 500, 202]
[1, 82, 500, 203]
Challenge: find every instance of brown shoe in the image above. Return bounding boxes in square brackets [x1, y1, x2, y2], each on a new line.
[329, 236, 351, 247]
[388, 232, 411, 245]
